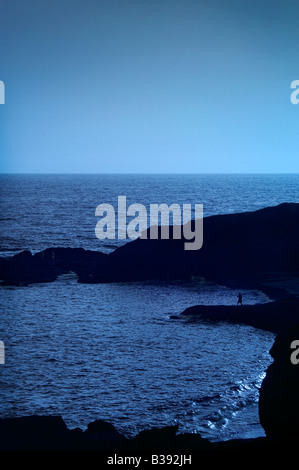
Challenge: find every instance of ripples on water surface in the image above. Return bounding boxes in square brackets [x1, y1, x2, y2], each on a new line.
[0, 276, 274, 441]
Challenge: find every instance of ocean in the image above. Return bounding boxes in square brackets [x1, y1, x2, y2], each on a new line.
[0, 173, 298, 441]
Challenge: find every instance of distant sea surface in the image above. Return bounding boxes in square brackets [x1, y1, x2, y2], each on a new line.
[0, 174, 298, 441]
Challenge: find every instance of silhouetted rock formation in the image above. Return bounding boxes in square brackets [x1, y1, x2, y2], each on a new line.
[84, 418, 127, 445]
[259, 323, 299, 440]
[0, 247, 106, 285]
[1, 203, 298, 287]
[0, 415, 130, 450]
[0, 415, 212, 451]
[81, 202, 299, 284]
[180, 299, 299, 334]
[131, 424, 212, 451]
[0, 414, 295, 452]
[0, 414, 261, 451]
[0, 415, 70, 450]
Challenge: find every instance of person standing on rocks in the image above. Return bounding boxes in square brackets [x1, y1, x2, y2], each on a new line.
[237, 292, 243, 306]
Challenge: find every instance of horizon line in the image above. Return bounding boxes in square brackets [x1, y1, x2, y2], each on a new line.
[1, 172, 299, 176]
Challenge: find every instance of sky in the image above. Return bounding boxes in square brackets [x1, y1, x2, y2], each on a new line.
[0, 0, 298, 173]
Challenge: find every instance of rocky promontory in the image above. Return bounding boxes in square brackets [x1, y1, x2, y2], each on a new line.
[180, 299, 299, 334]
[0, 203, 298, 288]
[80, 202, 299, 285]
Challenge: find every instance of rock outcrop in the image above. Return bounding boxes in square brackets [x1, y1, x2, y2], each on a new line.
[0, 415, 211, 451]
[259, 323, 299, 440]
[180, 299, 299, 334]
[0, 247, 106, 285]
[81, 202, 299, 284]
[0, 414, 295, 452]
[0, 203, 298, 286]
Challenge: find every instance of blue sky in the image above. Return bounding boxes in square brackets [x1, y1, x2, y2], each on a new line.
[0, 0, 298, 173]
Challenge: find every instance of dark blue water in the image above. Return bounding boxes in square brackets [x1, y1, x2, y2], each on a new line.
[0, 174, 298, 441]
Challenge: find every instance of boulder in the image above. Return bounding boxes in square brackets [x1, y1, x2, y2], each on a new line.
[84, 418, 127, 443]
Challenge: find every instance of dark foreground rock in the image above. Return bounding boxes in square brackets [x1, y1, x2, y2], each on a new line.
[0, 203, 298, 287]
[259, 323, 299, 440]
[0, 415, 209, 450]
[0, 415, 293, 452]
[0, 415, 125, 451]
[180, 298, 299, 334]
[0, 247, 107, 286]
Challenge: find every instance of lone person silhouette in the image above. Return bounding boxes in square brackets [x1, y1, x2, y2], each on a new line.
[237, 292, 243, 306]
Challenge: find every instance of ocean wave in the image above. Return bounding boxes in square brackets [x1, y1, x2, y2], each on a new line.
[206, 374, 265, 433]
